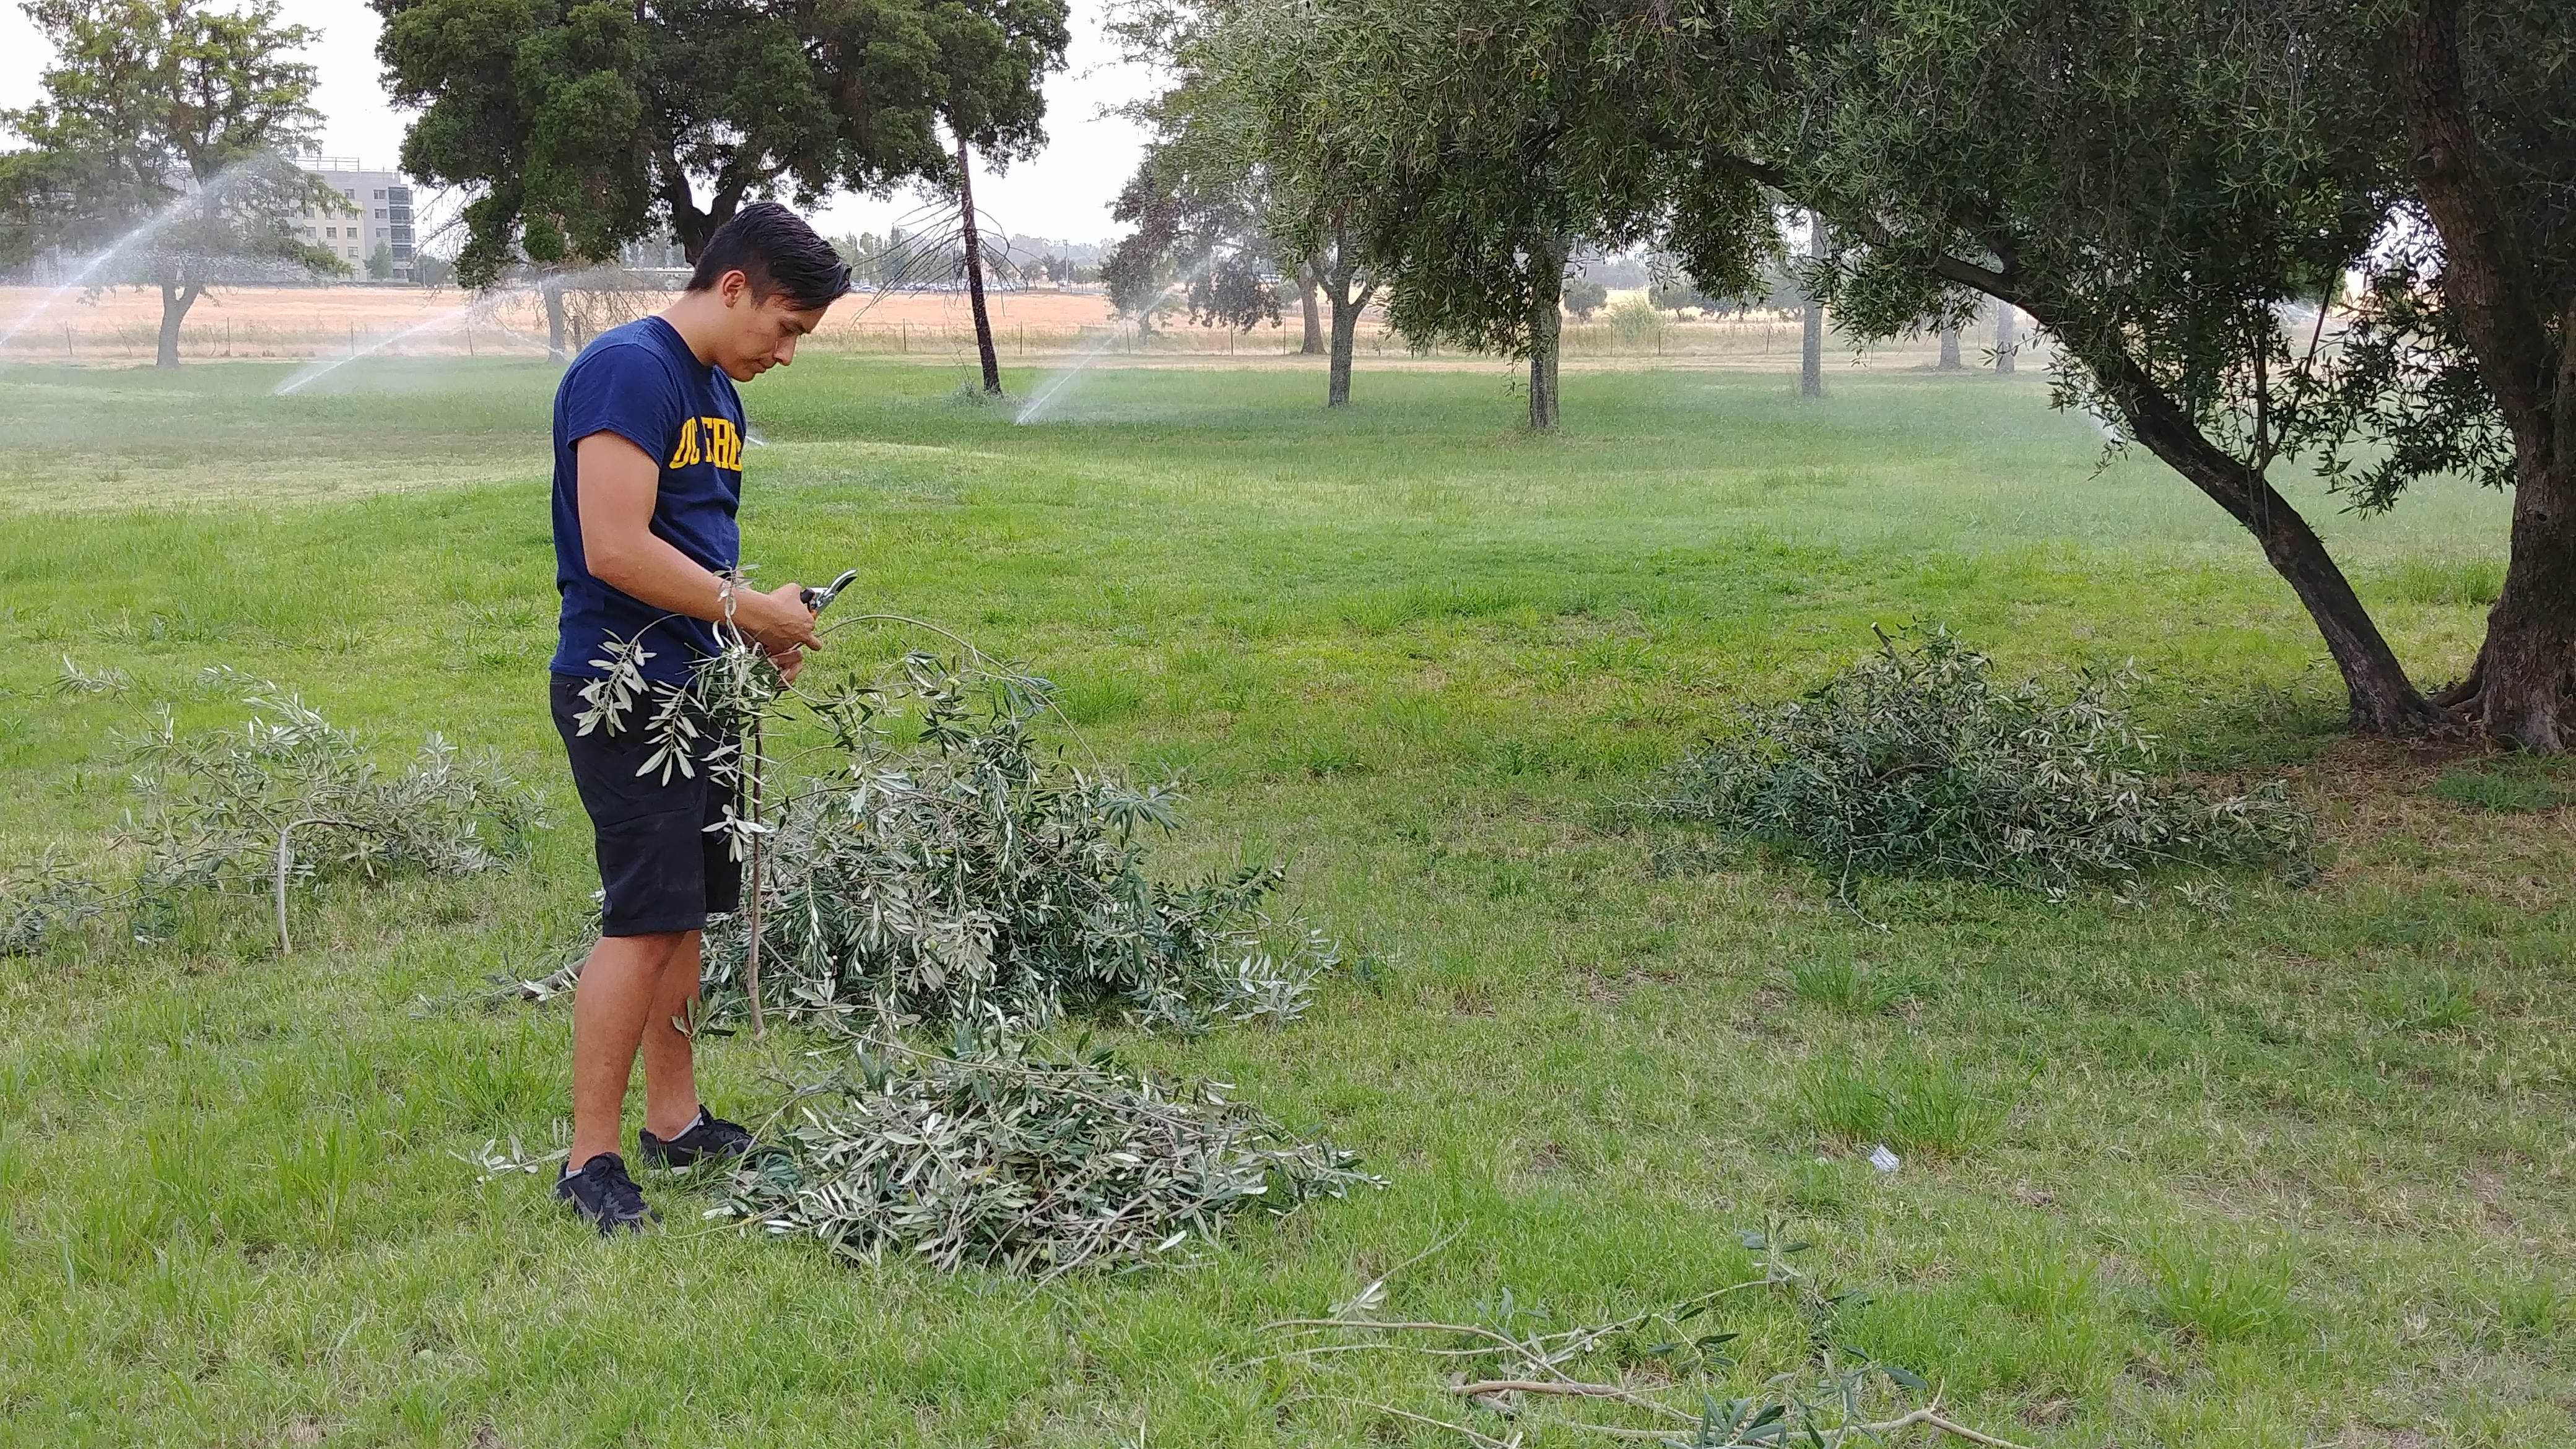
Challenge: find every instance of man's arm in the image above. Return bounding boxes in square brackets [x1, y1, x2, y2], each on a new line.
[574, 432, 819, 665]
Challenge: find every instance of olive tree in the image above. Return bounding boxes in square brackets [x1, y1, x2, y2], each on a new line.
[1653, 0, 2451, 733]
[1114, 0, 1385, 404]
[1182, 0, 1767, 429]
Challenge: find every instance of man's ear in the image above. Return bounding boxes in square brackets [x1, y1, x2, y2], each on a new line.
[718, 269, 752, 307]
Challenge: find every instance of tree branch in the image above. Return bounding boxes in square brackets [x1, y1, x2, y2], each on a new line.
[2385, 0, 2556, 455]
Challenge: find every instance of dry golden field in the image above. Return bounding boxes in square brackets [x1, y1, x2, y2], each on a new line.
[0, 281, 1979, 370]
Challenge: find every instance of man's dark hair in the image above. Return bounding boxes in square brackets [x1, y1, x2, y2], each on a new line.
[687, 202, 850, 311]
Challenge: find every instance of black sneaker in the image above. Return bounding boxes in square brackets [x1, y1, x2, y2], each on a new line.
[555, 1152, 656, 1235]
[638, 1106, 755, 1168]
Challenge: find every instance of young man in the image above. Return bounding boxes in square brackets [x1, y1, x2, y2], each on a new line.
[547, 202, 846, 1233]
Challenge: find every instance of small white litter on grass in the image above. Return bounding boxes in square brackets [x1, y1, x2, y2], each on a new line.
[1868, 1144, 1902, 1174]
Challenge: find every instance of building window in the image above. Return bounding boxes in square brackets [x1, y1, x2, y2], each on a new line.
[374, 209, 385, 218]
[372, 189, 385, 199]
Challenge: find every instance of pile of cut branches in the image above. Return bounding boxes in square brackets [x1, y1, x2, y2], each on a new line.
[2, 853, 108, 955]
[3, 676, 542, 955]
[124, 689, 542, 893]
[716, 1034, 1376, 1277]
[1653, 627, 2309, 899]
[596, 644, 1342, 1033]
[560, 623, 1379, 1275]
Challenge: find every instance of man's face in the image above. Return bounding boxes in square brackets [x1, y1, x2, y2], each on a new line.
[710, 269, 830, 381]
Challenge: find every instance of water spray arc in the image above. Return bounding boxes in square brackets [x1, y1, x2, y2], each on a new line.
[1013, 328, 1123, 425]
[1012, 255, 1222, 426]
[271, 291, 524, 395]
[0, 168, 266, 357]
[268, 266, 669, 394]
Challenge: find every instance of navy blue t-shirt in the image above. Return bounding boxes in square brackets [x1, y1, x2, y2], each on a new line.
[549, 316, 746, 682]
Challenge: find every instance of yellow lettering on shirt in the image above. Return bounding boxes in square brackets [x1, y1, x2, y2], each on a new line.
[668, 416, 743, 473]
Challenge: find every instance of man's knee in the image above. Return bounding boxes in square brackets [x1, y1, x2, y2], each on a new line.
[591, 929, 691, 978]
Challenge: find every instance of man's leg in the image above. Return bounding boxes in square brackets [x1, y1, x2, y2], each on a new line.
[638, 929, 705, 1141]
[568, 930, 687, 1168]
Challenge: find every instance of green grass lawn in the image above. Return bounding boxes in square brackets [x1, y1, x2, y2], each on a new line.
[2, 354, 2569, 1448]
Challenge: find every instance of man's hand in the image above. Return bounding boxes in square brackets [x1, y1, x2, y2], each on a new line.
[768, 644, 806, 684]
[725, 581, 822, 659]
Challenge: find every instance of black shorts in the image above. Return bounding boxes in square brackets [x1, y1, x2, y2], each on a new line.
[550, 674, 741, 937]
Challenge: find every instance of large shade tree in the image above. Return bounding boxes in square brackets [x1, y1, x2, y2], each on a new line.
[1686, 0, 2576, 742]
[373, 0, 1066, 293]
[929, 0, 1068, 394]
[1641, 0, 2452, 733]
[0, 0, 342, 367]
[1101, 98, 1288, 341]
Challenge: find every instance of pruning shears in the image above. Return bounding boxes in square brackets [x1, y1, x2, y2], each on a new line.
[800, 569, 861, 616]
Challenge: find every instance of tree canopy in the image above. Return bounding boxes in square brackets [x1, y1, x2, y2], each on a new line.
[1671, 0, 2439, 729]
[1139, 0, 1773, 424]
[372, 0, 1068, 284]
[1100, 50, 1286, 335]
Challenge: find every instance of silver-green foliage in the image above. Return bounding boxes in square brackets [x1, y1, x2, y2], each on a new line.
[1, 853, 108, 954]
[1655, 628, 2309, 897]
[718, 1036, 1377, 1277]
[573, 634, 1375, 1274]
[689, 651, 1338, 1033]
[120, 689, 544, 897]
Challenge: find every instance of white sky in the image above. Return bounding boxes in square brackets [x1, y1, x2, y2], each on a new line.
[0, 0, 1157, 250]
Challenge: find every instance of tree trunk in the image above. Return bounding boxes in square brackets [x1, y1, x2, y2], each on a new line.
[1937, 326, 1962, 370]
[2100, 350, 2447, 734]
[661, 168, 754, 263]
[1527, 232, 1567, 431]
[1325, 265, 1371, 407]
[1832, 200, 2447, 736]
[2388, 0, 2576, 748]
[155, 278, 201, 368]
[956, 137, 1003, 396]
[1299, 263, 1325, 355]
[1993, 297, 2016, 374]
[544, 281, 568, 363]
[1800, 211, 1825, 397]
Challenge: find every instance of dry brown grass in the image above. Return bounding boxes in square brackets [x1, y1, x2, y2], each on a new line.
[0, 282, 1975, 372]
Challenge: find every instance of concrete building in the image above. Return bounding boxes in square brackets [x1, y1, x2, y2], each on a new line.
[295, 159, 416, 282]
